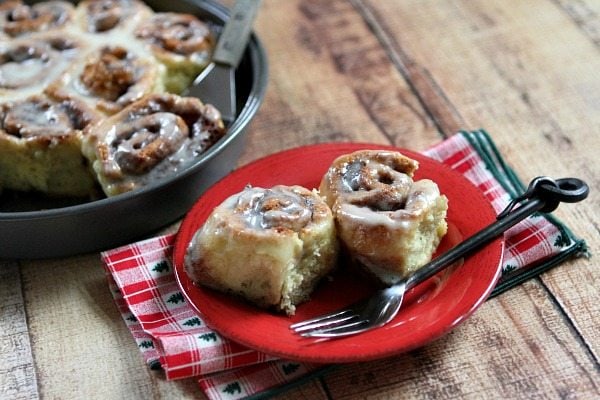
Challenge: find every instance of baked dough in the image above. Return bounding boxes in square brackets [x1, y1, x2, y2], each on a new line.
[75, 0, 152, 35]
[319, 150, 448, 285]
[0, 0, 74, 38]
[184, 185, 339, 315]
[46, 45, 164, 114]
[0, 0, 221, 199]
[134, 12, 214, 93]
[0, 95, 99, 197]
[81, 93, 225, 196]
[0, 34, 84, 102]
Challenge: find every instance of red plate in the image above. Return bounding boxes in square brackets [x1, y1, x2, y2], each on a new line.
[173, 143, 503, 363]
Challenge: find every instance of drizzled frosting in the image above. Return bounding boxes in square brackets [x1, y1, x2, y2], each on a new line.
[103, 112, 188, 177]
[221, 186, 315, 231]
[79, 0, 151, 33]
[319, 149, 448, 282]
[0, 35, 80, 99]
[83, 93, 226, 196]
[0, 95, 95, 139]
[46, 45, 161, 114]
[321, 150, 443, 230]
[0, 0, 73, 37]
[135, 13, 213, 63]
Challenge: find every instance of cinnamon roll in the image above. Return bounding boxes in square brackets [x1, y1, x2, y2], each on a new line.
[184, 185, 339, 315]
[319, 150, 448, 285]
[0, 95, 99, 197]
[76, 0, 152, 35]
[46, 45, 164, 114]
[0, 0, 74, 38]
[0, 34, 83, 101]
[81, 93, 226, 196]
[134, 13, 214, 93]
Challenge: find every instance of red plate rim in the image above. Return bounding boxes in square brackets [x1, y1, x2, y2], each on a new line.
[173, 142, 504, 363]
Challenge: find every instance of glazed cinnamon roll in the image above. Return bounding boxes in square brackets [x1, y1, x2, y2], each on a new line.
[184, 185, 339, 315]
[0, 95, 99, 197]
[135, 13, 214, 93]
[82, 93, 226, 196]
[319, 150, 448, 285]
[0, 34, 83, 101]
[46, 45, 164, 114]
[76, 0, 152, 34]
[0, 0, 74, 38]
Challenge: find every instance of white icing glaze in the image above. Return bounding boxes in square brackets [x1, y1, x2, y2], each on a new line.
[134, 12, 213, 64]
[228, 186, 314, 231]
[0, 35, 81, 101]
[0, 96, 92, 138]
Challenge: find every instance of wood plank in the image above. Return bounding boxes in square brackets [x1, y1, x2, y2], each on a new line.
[11, 1, 599, 399]
[19, 256, 200, 399]
[239, 0, 443, 168]
[322, 281, 600, 398]
[361, 0, 600, 360]
[0, 261, 39, 400]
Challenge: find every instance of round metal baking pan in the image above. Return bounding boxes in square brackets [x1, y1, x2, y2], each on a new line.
[0, 0, 268, 259]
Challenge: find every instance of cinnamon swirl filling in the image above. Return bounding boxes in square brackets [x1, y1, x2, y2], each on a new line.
[0, 0, 73, 37]
[82, 93, 226, 196]
[134, 12, 214, 93]
[319, 150, 448, 283]
[0, 35, 80, 97]
[79, 0, 151, 33]
[0, 95, 98, 196]
[232, 186, 315, 231]
[0, 95, 94, 140]
[45, 45, 162, 114]
[135, 13, 214, 62]
[184, 185, 338, 315]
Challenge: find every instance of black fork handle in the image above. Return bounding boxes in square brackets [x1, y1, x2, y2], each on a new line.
[404, 177, 589, 290]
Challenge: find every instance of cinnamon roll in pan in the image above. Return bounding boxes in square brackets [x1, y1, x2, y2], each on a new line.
[45, 45, 165, 114]
[82, 93, 226, 197]
[0, 0, 268, 259]
[184, 185, 339, 315]
[0, 95, 99, 197]
[135, 12, 214, 93]
[0, 0, 74, 38]
[0, 34, 83, 101]
[319, 150, 449, 285]
[75, 0, 152, 35]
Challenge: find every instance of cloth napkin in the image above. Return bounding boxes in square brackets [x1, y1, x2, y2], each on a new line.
[101, 129, 587, 400]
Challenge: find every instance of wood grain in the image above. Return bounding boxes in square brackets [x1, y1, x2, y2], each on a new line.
[320, 282, 600, 399]
[0, 262, 38, 400]
[360, 0, 600, 363]
[3, 0, 599, 399]
[19, 255, 199, 399]
[239, 0, 443, 168]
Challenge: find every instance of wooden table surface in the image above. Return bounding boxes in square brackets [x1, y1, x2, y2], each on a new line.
[2, 0, 599, 399]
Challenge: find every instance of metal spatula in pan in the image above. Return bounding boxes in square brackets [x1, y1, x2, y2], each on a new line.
[187, 0, 262, 124]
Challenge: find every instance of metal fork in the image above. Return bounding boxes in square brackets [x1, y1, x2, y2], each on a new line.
[291, 177, 588, 338]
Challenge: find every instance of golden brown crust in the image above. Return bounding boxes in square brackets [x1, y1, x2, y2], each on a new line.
[0, 0, 219, 199]
[0, 95, 99, 196]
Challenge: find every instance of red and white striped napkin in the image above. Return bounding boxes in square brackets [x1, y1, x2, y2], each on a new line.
[101, 130, 585, 400]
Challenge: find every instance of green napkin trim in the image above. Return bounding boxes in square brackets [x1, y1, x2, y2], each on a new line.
[460, 129, 588, 297]
[226, 130, 590, 400]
